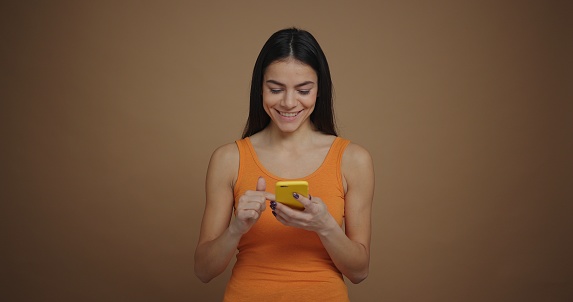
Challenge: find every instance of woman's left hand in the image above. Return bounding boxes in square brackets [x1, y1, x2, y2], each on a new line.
[271, 193, 336, 234]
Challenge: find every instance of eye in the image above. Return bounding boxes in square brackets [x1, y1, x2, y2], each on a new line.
[298, 90, 311, 95]
[270, 89, 282, 94]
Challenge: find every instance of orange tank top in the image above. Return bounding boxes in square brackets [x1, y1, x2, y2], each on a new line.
[223, 137, 351, 302]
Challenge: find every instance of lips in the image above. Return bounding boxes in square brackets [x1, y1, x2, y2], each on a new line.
[278, 110, 302, 117]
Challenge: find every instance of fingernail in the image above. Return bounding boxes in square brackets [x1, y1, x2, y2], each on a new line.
[270, 201, 276, 210]
[293, 192, 299, 199]
[272, 211, 277, 217]
[309, 194, 312, 200]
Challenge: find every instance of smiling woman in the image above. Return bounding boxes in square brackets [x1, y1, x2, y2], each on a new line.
[262, 59, 318, 133]
[242, 28, 337, 138]
[194, 28, 375, 302]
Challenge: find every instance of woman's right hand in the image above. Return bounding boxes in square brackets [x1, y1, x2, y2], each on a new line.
[231, 177, 274, 235]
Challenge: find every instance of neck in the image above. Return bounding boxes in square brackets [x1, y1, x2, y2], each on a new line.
[261, 121, 317, 148]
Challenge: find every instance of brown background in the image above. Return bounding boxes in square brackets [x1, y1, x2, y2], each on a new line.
[1, 1, 572, 301]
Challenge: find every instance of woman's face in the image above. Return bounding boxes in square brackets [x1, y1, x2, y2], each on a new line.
[262, 58, 318, 134]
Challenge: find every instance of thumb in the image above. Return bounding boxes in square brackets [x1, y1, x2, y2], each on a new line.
[256, 176, 266, 192]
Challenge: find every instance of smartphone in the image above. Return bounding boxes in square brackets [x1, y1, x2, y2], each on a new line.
[275, 180, 308, 210]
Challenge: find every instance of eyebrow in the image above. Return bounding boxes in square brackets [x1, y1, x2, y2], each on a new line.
[265, 80, 315, 88]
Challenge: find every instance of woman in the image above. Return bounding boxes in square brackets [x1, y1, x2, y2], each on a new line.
[194, 28, 375, 301]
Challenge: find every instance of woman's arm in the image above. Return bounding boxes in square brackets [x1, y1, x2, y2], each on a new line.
[194, 143, 240, 283]
[194, 143, 272, 283]
[321, 142, 374, 283]
[272, 143, 374, 283]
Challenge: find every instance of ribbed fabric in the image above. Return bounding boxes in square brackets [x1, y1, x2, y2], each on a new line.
[223, 137, 351, 302]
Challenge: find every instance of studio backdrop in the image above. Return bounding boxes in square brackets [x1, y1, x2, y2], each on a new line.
[1, 1, 571, 301]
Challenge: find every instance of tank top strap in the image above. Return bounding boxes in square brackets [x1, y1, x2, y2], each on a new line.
[329, 137, 351, 164]
[234, 138, 259, 197]
[321, 137, 350, 187]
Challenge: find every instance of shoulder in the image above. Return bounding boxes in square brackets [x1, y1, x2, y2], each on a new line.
[342, 141, 373, 168]
[341, 141, 374, 185]
[207, 142, 240, 184]
[210, 142, 239, 163]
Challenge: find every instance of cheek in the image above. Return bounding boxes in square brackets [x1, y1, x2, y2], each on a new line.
[262, 94, 272, 107]
[262, 91, 278, 104]
[261, 94, 274, 115]
[302, 94, 318, 108]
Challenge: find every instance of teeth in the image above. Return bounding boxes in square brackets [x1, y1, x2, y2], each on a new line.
[280, 111, 298, 117]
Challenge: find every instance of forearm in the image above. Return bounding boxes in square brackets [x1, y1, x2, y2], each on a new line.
[317, 217, 370, 284]
[194, 225, 242, 283]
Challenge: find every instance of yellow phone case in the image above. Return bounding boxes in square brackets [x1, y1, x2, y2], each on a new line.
[275, 180, 308, 210]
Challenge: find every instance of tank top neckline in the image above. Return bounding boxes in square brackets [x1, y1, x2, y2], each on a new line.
[243, 136, 342, 181]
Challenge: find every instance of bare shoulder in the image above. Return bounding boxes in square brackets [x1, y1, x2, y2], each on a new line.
[207, 142, 240, 186]
[342, 142, 373, 169]
[341, 142, 374, 190]
[210, 142, 239, 163]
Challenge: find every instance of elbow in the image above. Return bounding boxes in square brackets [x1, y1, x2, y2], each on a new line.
[348, 254, 370, 284]
[348, 270, 368, 284]
[194, 256, 216, 283]
[194, 266, 214, 283]
[194, 247, 215, 283]
[347, 265, 369, 284]
[197, 275, 213, 284]
[194, 245, 229, 283]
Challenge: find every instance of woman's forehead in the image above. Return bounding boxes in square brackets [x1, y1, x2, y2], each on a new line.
[264, 59, 317, 82]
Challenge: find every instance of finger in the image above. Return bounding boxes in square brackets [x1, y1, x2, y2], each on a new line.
[238, 202, 265, 220]
[256, 176, 266, 192]
[273, 210, 286, 224]
[253, 176, 275, 201]
[264, 192, 276, 202]
[293, 192, 312, 208]
[240, 194, 266, 207]
[240, 209, 259, 221]
[272, 206, 287, 221]
[241, 199, 266, 211]
[273, 205, 302, 226]
[274, 201, 303, 219]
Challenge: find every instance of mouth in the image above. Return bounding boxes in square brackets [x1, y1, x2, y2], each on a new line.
[277, 110, 303, 117]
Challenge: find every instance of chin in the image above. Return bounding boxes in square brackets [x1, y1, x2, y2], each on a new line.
[276, 125, 299, 133]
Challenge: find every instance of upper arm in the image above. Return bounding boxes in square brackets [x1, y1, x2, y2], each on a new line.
[197, 143, 239, 246]
[341, 143, 375, 251]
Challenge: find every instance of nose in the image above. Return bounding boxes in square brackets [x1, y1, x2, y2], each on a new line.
[280, 90, 297, 109]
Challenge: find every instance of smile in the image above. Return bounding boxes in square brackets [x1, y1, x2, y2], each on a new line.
[278, 110, 302, 117]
